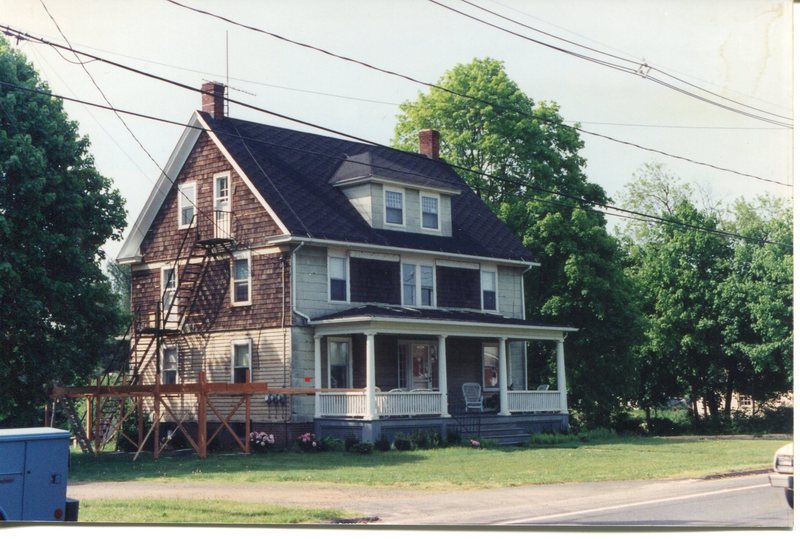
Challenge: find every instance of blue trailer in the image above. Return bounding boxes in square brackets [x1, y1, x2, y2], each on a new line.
[0, 427, 78, 521]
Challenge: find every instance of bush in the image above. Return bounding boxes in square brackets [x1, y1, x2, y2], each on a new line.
[393, 433, 415, 451]
[446, 429, 461, 447]
[612, 412, 645, 435]
[319, 436, 343, 452]
[348, 442, 374, 455]
[343, 435, 359, 452]
[297, 432, 321, 452]
[646, 417, 685, 436]
[375, 434, 391, 452]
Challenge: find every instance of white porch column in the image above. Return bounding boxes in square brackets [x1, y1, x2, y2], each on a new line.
[438, 334, 449, 417]
[556, 337, 568, 414]
[498, 337, 510, 416]
[365, 332, 377, 420]
[313, 336, 322, 418]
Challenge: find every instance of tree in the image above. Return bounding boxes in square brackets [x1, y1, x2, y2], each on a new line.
[393, 58, 643, 426]
[0, 38, 127, 426]
[620, 165, 792, 419]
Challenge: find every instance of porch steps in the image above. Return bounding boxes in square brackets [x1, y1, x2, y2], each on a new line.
[459, 422, 532, 446]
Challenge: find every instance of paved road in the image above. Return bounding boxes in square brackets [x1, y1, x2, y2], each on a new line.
[68, 472, 793, 528]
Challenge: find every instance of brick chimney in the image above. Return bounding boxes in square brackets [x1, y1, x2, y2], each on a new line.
[201, 81, 225, 120]
[418, 129, 440, 160]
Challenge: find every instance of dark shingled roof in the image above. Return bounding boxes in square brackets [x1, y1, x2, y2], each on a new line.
[202, 112, 535, 262]
[311, 305, 570, 329]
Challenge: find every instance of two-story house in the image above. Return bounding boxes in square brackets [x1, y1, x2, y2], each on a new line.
[115, 82, 576, 449]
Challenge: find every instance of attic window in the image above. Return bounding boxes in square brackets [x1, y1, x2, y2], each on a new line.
[421, 194, 439, 230]
[178, 182, 196, 228]
[384, 189, 404, 226]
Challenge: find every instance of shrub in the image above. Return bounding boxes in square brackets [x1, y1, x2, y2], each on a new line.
[612, 412, 645, 435]
[348, 442, 374, 455]
[297, 432, 321, 452]
[319, 436, 343, 452]
[393, 433, 415, 451]
[343, 435, 359, 452]
[374, 434, 391, 452]
[646, 417, 684, 436]
[446, 429, 461, 447]
[249, 431, 276, 452]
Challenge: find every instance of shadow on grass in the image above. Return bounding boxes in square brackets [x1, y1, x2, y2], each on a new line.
[69, 447, 430, 482]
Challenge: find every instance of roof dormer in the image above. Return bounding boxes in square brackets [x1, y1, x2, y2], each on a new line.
[330, 130, 459, 237]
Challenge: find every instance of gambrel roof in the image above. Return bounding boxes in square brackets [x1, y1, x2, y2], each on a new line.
[117, 110, 536, 265]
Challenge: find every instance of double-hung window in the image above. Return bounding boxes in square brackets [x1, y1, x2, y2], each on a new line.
[420, 193, 440, 230]
[162, 346, 178, 384]
[329, 255, 348, 302]
[232, 252, 251, 305]
[328, 338, 351, 389]
[402, 263, 435, 307]
[481, 270, 497, 311]
[384, 188, 404, 226]
[177, 182, 196, 228]
[232, 339, 251, 383]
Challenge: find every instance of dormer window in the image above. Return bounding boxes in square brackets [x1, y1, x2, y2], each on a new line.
[384, 188, 405, 226]
[420, 193, 440, 230]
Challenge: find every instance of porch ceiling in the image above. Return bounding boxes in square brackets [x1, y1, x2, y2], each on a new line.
[309, 305, 577, 340]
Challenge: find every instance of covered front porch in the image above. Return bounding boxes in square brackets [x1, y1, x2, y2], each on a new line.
[308, 306, 576, 442]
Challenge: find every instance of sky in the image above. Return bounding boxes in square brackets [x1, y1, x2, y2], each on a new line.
[0, 0, 793, 261]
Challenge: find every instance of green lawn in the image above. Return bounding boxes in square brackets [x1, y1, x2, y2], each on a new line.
[79, 498, 351, 524]
[69, 436, 787, 489]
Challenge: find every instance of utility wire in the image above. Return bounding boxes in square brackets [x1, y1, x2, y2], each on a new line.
[0, 78, 788, 250]
[155, 3, 790, 185]
[36, 2, 220, 235]
[453, 0, 792, 123]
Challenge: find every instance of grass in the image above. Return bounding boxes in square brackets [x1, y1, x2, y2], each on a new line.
[78, 498, 350, 524]
[69, 436, 788, 489]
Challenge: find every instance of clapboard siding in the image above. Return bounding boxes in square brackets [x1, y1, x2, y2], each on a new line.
[498, 266, 524, 319]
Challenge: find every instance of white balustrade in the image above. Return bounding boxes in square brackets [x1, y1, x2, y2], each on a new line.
[319, 390, 561, 417]
[508, 390, 562, 413]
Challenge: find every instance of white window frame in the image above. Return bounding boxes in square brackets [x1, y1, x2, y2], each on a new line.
[231, 338, 252, 384]
[400, 260, 436, 308]
[327, 251, 350, 303]
[213, 171, 232, 238]
[162, 346, 179, 384]
[231, 251, 252, 306]
[161, 265, 178, 317]
[419, 192, 441, 231]
[481, 266, 498, 312]
[383, 187, 406, 227]
[177, 181, 197, 229]
[327, 337, 353, 389]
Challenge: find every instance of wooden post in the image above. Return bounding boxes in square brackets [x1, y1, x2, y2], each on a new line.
[154, 379, 161, 459]
[245, 368, 251, 454]
[94, 377, 102, 454]
[137, 396, 144, 449]
[85, 397, 92, 445]
[197, 371, 207, 459]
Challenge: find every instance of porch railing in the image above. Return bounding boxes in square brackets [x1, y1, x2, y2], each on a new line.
[318, 391, 442, 418]
[508, 390, 561, 413]
[318, 390, 562, 418]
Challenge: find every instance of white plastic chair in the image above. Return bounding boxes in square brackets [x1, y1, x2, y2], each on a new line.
[462, 383, 484, 413]
[536, 384, 550, 391]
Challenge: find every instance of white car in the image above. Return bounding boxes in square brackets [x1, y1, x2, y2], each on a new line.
[769, 443, 794, 508]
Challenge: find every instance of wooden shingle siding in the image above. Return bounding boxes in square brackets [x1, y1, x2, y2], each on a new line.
[349, 258, 400, 304]
[138, 132, 283, 265]
[436, 266, 480, 309]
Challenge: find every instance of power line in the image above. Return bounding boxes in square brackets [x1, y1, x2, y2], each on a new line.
[452, 0, 792, 123]
[35, 3, 221, 236]
[154, 3, 791, 186]
[0, 78, 789, 251]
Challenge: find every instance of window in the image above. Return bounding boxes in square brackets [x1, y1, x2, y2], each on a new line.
[384, 189, 404, 225]
[162, 347, 178, 384]
[481, 270, 497, 311]
[402, 263, 435, 307]
[231, 252, 251, 305]
[402, 264, 416, 305]
[161, 267, 177, 315]
[482, 343, 499, 390]
[214, 172, 231, 239]
[328, 338, 351, 388]
[177, 182, 196, 228]
[329, 255, 348, 302]
[232, 340, 251, 383]
[420, 194, 439, 230]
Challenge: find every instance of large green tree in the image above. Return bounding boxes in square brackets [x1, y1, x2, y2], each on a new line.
[393, 58, 642, 426]
[0, 38, 127, 426]
[620, 165, 792, 418]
